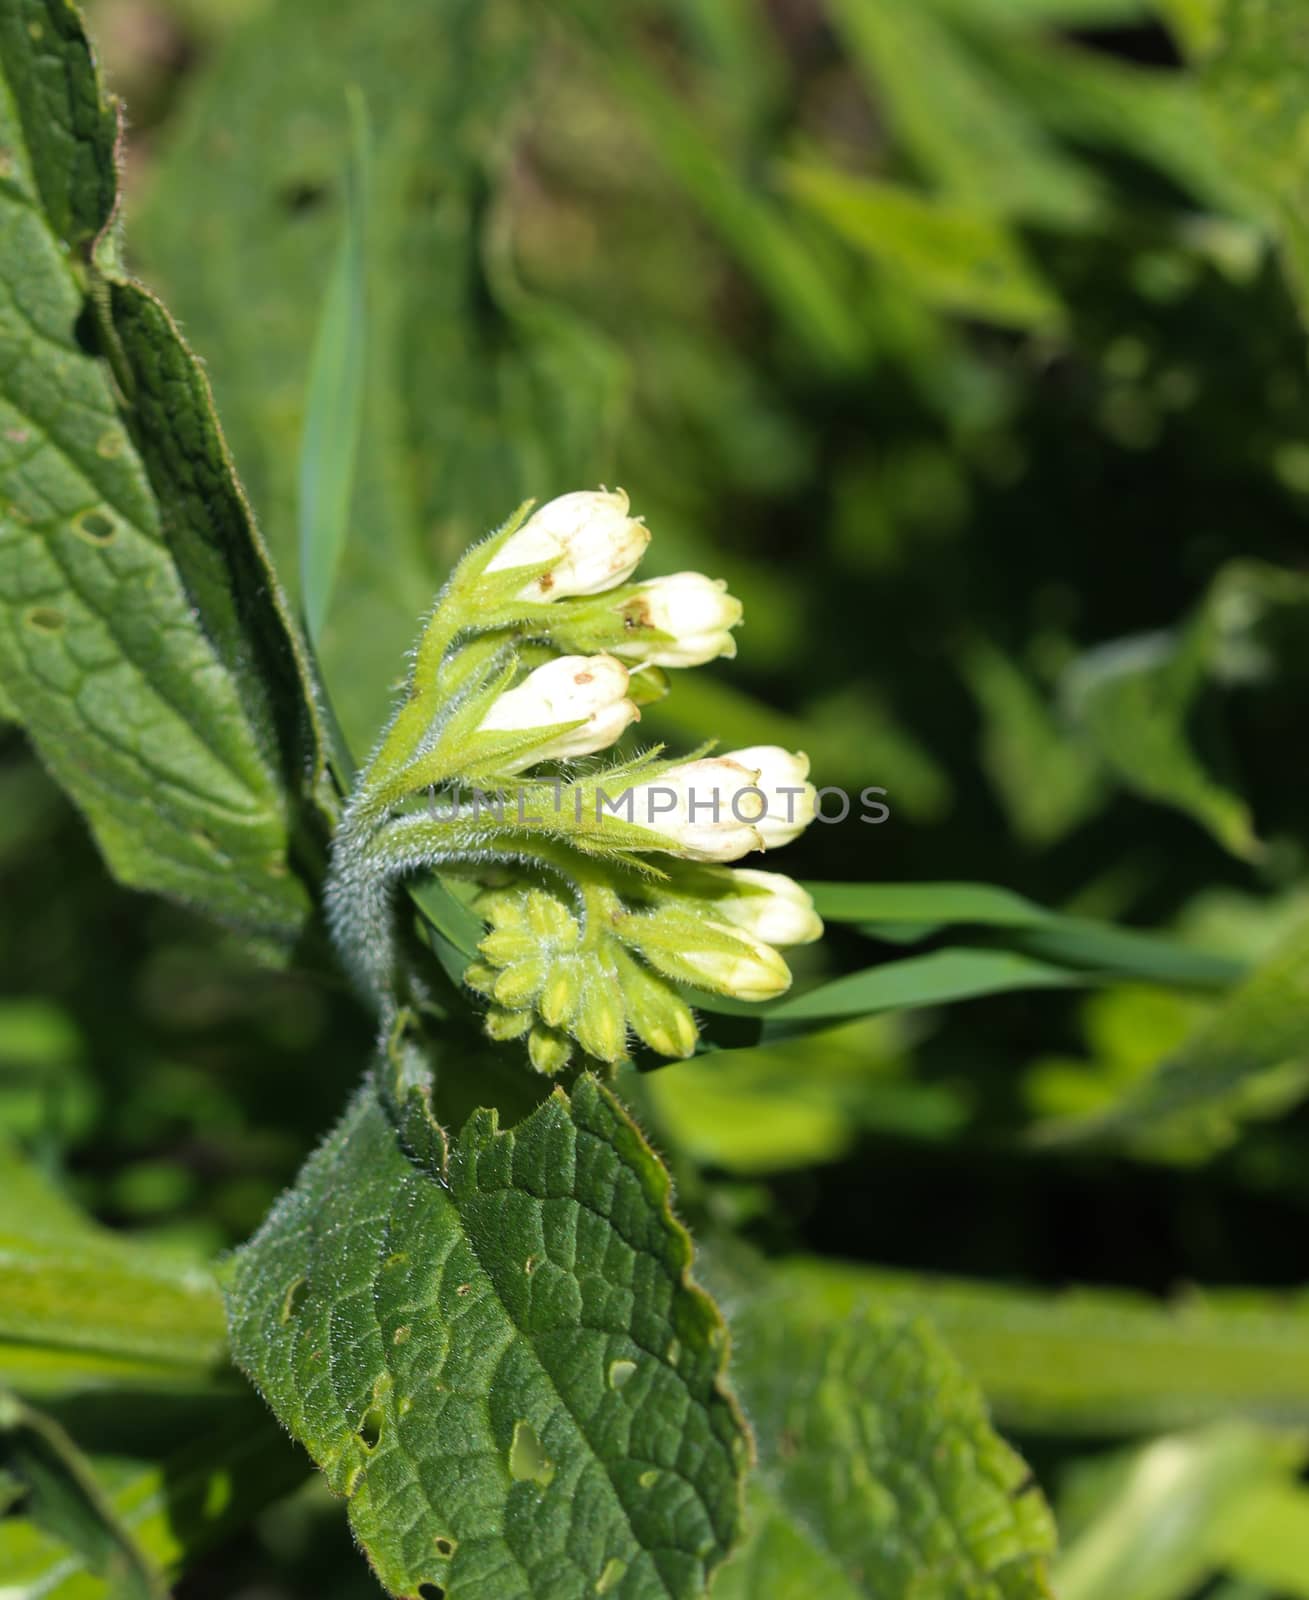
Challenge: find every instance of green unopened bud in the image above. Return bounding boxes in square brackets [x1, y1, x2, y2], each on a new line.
[529, 1023, 573, 1075]
[479, 927, 538, 966]
[463, 961, 499, 998]
[493, 957, 547, 1009]
[625, 910, 792, 1001]
[615, 949, 699, 1059]
[539, 956, 584, 1030]
[523, 889, 581, 945]
[485, 1007, 534, 1041]
[572, 971, 629, 1063]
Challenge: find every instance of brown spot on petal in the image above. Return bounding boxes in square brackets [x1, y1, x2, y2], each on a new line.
[574, 671, 594, 684]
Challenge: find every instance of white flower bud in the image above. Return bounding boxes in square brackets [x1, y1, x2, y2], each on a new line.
[613, 572, 743, 668]
[678, 933, 792, 1001]
[485, 489, 650, 602]
[478, 654, 638, 769]
[623, 757, 767, 862]
[706, 868, 823, 946]
[719, 745, 815, 849]
[633, 920, 791, 1001]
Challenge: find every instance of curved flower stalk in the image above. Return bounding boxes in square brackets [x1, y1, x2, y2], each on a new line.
[324, 489, 822, 1072]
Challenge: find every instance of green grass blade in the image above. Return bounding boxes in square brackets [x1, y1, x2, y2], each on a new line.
[299, 87, 372, 646]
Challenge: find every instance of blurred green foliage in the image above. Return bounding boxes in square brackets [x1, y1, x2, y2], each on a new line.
[5, 0, 1309, 1592]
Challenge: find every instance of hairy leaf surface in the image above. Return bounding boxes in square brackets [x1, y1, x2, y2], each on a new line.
[0, 0, 327, 939]
[227, 1075, 748, 1599]
[713, 1291, 1056, 1600]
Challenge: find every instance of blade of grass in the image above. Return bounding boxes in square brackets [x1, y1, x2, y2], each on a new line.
[298, 87, 371, 648]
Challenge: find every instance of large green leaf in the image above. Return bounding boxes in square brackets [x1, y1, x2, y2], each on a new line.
[226, 1074, 749, 1600]
[0, 0, 327, 940]
[0, 1142, 227, 1388]
[777, 1258, 1309, 1435]
[712, 1291, 1056, 1600]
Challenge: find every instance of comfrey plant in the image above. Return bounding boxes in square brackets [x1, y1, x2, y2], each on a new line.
[326, 489, 822, 1073]
[0, 10, 1074, 1599]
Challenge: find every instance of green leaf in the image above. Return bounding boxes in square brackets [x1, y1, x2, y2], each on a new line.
[0, 0, 328, 941]
[638, 1016, 966, 1176]
[0, 1399, 310, 1596]
[0, 1392, 166, 1600]
[1055, 1423, 1306, 1600]
[557, 0, 868, 373]
[762, 947, 1080, 1026]
[929, 0, 1148, 22]
[964, 639, 1106, 846]
[0, 1, 116, 251]
[1063, 562, 1309, 865]
[1064, 629, 1256, 861]
[131, 0, 619, 754]
[830, 0, 1103, 227]
[972, 31, 1246, 217]
[712, 1292, 1056, 1600]
[784, 163, 1066, 331]
[0, 1143, 228, 1383]
[1216, 1476, 1309, 1599]
[1038, 914, 1309, 1148]
[226, 1075, 749, 1599]
[808, 880, 1049, 929]
[299, 87, 371, 648]
[775, 1258, 1309, 1435]
[806, 881, 1244, 991]
[1172, 0, 1309, 320]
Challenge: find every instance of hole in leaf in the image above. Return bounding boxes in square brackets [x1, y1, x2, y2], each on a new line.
[417, 1585, 445, 1600]
[24, 607, 65, 634]
[280, 179, 331, 215]
[356, 1405, 384, 1451]
[75, 510, 116, 545]
[508, 1420, 554, 1486]
[433, 1535, 456, 1557]
[607, 1358, 637, 1392]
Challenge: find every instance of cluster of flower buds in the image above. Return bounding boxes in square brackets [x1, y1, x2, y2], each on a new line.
[329, 488, 823, 1072]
